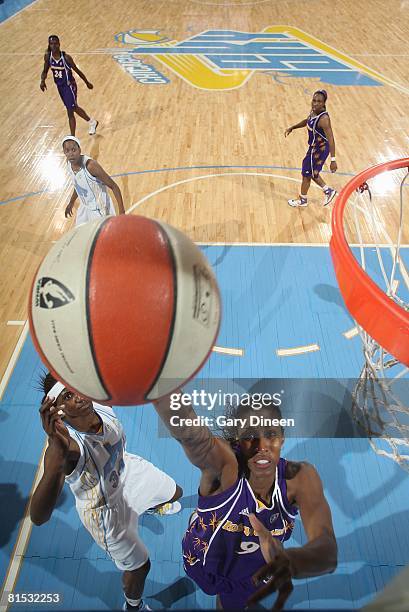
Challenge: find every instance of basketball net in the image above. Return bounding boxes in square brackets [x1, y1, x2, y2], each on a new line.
[346, 168, 409, 470]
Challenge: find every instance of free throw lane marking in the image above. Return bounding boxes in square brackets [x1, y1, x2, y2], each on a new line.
[276, 343, 320, 357]
[213, 345, 244, 356]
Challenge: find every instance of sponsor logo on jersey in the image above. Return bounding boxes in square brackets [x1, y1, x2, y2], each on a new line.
[239, 507, 250, 516]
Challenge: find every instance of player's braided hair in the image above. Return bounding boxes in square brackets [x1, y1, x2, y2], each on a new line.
[37, 370, 57, 403]
[47, 34, 60, 53]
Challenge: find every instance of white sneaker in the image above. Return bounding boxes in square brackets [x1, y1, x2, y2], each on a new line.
[88, 119, 98, 135]
[288, 197, 308, 208]
[123, 601, 152, 611]
[146, 501, 182, 516]
[323, 188, 337, 207]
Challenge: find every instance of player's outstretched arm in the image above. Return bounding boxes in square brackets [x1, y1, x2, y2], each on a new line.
[153, 393, 237, 484]
[247, 463, 337, 610]
[284, 118, 308, 137]
[285, 462, 337, 578]
[87, 160, 125, 214]
[65, 189, 78, 218]
[65, 54, 93, 89]
[248, 514, 294, 611]
[30, 398, 79, 525]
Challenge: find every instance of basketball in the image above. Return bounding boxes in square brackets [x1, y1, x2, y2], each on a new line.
[28, 215, 221, 405]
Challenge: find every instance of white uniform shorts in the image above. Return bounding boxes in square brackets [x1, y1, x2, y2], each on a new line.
[77, 452, 176, 571]
[75, 201, 116, 226]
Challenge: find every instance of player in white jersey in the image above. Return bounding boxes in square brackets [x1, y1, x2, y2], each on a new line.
[30, 373, 183, 612]
[62, 135, 125, 225]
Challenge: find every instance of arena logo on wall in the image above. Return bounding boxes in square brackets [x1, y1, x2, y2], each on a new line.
[112, 26, 408, 92]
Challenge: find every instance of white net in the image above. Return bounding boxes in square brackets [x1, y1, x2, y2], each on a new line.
[345, 166, 409, 470]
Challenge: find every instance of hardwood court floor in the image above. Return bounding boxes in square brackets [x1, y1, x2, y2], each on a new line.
[1, 2, 409, 610]
[0, 0, 408, 378]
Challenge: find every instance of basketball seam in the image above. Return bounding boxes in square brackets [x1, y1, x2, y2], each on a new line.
[85, 218, 112, 402]
[144, 223, 178, 400]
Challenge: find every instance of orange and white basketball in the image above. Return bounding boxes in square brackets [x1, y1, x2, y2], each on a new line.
[29, 216, 221, 405]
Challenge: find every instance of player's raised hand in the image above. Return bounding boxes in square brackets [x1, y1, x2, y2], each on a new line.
[39, 397, 70, 454]
[246, 514, 293, 610]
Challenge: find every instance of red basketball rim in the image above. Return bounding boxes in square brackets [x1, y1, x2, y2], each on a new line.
[330, 157, 409, 368]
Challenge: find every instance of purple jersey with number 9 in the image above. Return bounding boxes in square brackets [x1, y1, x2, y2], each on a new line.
[182, 457, 298, 609]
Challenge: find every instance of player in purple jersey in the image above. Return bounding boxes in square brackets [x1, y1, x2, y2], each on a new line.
[40, 35, 98, 137]
[285, 90, 338, 208]
[153, 395, 337, 609]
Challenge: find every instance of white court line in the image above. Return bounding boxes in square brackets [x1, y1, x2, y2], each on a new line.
[276, 343, 320, 357]
[343, 327, 359, 339]
[6, 321, 26, 326]
[0, 444, 46, 611]
[0, 320, 37, 610]
[127, 171, 303, 213]
[213, 345, 244, 356]
[0, 0, 40, 26]
[0, 321, 29, 402]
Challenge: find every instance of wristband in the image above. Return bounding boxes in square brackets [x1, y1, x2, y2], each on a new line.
[330, 156, 336, 162]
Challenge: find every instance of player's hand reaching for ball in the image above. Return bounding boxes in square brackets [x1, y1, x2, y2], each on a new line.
[247, 514, 294, 610]
[39, 397, 70, 455]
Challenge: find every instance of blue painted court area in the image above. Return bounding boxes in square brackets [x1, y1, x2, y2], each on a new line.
[0, 0, 36, 23]
[1, 246, 409, 610]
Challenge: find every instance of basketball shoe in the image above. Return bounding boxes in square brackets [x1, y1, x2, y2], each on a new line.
[88, 118, 99, 135]
[288, 196, 308, 207]
[146, 501, 182, 515]
[323, 187, 337, 207]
